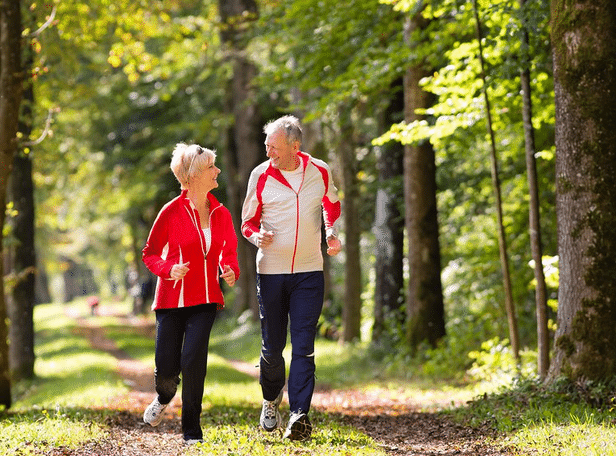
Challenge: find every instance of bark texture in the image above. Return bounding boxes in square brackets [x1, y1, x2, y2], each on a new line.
[549, 0, 616, 381]
[403, 13, 445, 349]
[218, 0, 261, 319]
[0, 0, 24, 408]
[373, 80, 405, 341]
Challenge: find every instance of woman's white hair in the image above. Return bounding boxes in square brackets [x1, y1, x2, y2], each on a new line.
[170, 142, 216, 188]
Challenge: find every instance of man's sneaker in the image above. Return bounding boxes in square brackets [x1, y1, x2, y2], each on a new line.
[283, 411, 312, 441]
[143, 397, 168, 426]
[260, 390, 283, 431]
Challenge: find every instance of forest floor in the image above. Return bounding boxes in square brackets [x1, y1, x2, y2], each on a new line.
[54, 308, 516, 456]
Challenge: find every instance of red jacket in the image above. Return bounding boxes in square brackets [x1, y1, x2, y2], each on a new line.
[142, 190, 239, 310]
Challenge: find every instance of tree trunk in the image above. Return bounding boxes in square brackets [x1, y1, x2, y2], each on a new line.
[373, 80, 405, 342]
[519, 0, 550, 380]
[548, 0, 616, 382]
[0, 0, 24, 409]
[218, 0, 261, 320]
[6, 38, 36, 380]
[472, 0, 520, 359]
[339, 109, 362, 342]
[6, 152, 36, 381]
[403, 14, 445, 350]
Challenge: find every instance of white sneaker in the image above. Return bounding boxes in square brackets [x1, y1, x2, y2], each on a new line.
[260, 390, 283, 431]
[283, 410, 312, 441]
[143, 397, 168, 426]
[184, 439, 204, 445]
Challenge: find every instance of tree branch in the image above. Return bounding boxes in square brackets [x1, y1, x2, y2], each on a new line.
[22, 108, 55, 147]
[30, 5, 57, 37]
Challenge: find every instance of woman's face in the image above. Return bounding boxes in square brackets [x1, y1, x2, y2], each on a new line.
[190, 157, 220, 192]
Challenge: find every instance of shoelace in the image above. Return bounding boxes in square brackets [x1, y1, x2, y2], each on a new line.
[151, 402, 166, 415]
[263, 401, 278, 419]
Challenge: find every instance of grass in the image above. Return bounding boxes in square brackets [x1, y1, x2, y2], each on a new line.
[12, 301, 130, 408]
[2, 299, 616, 455]
[449, 377, 616, 455]
[509, 421, 616, 456]
[0, 408, 108, 456]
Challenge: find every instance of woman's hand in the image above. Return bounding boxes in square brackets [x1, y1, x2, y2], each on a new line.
[220, 264, 236, 287]
[170, 261, 190, 280]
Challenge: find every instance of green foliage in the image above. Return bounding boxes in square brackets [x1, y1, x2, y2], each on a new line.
[27, 0, 558, 379]
[256, 0, 406, 116]
[33, 0, 233, 297]
[466, 337, 536, 385]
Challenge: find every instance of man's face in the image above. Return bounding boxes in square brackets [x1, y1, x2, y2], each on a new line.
[265, 129, 299, 171]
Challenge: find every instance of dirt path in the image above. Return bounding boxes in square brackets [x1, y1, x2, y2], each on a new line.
[64, 307, 513, 456]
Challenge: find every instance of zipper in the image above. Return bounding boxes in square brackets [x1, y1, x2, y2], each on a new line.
[184, 199, 220, 305]
[291, 193, 300, 273]
[290, 165, 305, 273]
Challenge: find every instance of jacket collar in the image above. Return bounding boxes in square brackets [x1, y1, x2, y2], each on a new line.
[266, 151, 309, 187]
[180, 189, 222, 212]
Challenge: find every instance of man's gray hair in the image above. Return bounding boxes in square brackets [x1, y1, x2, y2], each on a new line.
[263, 115, 302, 146]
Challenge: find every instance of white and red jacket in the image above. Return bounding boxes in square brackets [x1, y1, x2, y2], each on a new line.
[143, 190, 240, 311]
[241, 151, 341, 274]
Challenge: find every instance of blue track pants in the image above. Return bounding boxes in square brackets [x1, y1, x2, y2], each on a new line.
[257, 271, 324, 414]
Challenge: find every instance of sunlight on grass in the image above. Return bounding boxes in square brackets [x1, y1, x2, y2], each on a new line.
[184, 421, 387, 456]
[203, 353, 262, 406]
[0, 410, 107, 455]
[14, 302, 129, 410]
[508, 422, 616, 456]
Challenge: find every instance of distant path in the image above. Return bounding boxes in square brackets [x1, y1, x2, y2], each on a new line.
[62, 305, 514, 456]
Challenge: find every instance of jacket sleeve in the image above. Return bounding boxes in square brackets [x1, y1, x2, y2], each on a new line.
[142, 205, 174, 278]
[241, 169, 263, 247]
[219, 208, 240, 279]
[321, 162, 341, 239]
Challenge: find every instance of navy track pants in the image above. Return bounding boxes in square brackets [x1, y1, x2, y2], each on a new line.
[257, 271, 324, 414]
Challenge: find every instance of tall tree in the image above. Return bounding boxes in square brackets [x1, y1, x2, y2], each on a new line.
[519, 0, 550, 379]
[403, 12, 445, 350]
[218, 0, 261, 319]
[6, 125, 36, 381]
[339, 108, 362, 342]
[472, 0, 519, 359]
[549, 0, 616, 382]
[0, 0, 24, 408]
[5, 0, 40, 380]
[373, 79, 405, 342]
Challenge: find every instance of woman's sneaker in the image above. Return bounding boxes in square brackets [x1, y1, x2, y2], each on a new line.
[184, 439, 204, 445]
[143, 397, 168, 426]
[283, 411, 312, 441]
[260, 390, 283, 431]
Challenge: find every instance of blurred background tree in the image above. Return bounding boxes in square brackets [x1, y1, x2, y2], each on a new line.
[4, 0, 572, 392]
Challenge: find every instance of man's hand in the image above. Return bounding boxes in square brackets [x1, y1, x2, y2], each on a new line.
[326, 236, 341, 256]
[257, 230, 274, 248]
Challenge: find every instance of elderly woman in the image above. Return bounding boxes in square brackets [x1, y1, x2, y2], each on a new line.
[142, 143, 239, 444]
